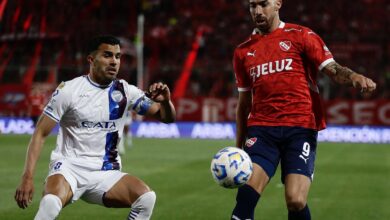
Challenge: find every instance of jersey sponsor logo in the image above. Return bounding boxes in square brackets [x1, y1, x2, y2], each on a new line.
[111, 90, 123, 102]
[247, 50, 256, 57]
[245, 137, 257, 147]
[249, 58, 293, 81]
[81, 121, 117, 130]
[279, 40, 291, 51]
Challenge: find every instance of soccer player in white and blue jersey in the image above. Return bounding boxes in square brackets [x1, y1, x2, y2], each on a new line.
[15, 35, 176, 220]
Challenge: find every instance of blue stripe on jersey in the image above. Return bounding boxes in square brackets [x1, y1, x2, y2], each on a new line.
[102, 131, 120, 170]
[132, 96, 152, 115]
[108, 80, 127, 120]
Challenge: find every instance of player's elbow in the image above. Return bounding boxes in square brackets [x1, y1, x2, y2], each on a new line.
[163, 108, 176, 123]
[160, 115, 176, 124]
[158, 102, 176, 123]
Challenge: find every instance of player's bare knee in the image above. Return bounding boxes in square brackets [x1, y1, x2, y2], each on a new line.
[136, 187, 151, 198]
[286, 196, 307, 211]
[130, 186, 151, 205]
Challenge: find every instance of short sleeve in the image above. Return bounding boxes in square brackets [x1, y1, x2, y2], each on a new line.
[233, 49, 251, 92]
[43, 82, 71, 122]
[125, 83, 154, 116]
[302, 29, 334, 71]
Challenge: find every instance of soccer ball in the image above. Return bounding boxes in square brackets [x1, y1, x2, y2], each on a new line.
[210, 147, 253, 188]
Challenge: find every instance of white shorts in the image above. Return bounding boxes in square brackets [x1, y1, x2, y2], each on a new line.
[46, 158, 126, 205]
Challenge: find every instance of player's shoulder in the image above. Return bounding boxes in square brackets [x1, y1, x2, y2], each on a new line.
[236, 37, 251, 49]
[234, 35, 258, 59]
[59, 75, 86, 90]
[116, 78, 135, 91]
[116, 78, 131, 87]
[115, 79, 143, 97]
[53, 78, 75, 93]
[52, 76, 87, 100]
[236, 36, 257, 50]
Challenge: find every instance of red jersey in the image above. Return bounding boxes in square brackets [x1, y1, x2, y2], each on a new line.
[233, 22, 334, 130]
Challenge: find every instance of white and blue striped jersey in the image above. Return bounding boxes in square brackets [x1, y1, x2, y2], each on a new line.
[43, 75, 153, 171]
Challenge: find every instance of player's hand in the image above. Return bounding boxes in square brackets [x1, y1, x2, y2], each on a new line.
[146, 82, 171, 103]
[15, 176, 34, 209]
[350, 73, 376, 93]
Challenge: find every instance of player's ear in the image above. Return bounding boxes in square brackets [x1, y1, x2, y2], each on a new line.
[87, 54, 94, 64]
[274, 0, 282, 10]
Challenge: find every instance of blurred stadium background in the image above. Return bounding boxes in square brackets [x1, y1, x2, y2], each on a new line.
[0, 0, 389, 219]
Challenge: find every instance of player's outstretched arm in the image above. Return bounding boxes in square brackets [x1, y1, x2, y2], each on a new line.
[236, 91, 252, 148]
[145, 82, 176, 123]
[321, 61, 377, 93]
[15, 114, 57, 209]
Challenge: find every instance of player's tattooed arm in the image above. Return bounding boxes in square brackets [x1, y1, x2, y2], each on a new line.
[321, 62, 354, 84]
[321, 61, 377, 93]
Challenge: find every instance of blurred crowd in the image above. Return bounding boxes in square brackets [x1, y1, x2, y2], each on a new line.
[0, 0, 388, 100]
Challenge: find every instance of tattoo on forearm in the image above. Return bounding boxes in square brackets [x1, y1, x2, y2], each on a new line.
[324, 62, 355, 84]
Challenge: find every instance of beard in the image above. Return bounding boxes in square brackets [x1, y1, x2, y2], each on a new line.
[256, 21, 271, 33]
[253, 14, 276, 34]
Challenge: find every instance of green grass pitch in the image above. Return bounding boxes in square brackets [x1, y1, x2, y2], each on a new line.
[1, 134, 389, 219]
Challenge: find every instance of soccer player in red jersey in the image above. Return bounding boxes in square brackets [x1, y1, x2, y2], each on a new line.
[232, 0, 376, 219]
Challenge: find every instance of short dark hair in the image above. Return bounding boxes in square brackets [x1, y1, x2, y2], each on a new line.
[87, 35, 121, 54]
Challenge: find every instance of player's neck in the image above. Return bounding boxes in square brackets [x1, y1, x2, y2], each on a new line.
[88, 73, 112, 87]
[269, 19, 281, 32]
[258, 18, 281, 35]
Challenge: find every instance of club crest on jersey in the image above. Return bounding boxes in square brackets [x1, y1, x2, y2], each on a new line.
[245, 137, 257, 147]
[111, 90, 123, 102]
[279, 40, 291, 51]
